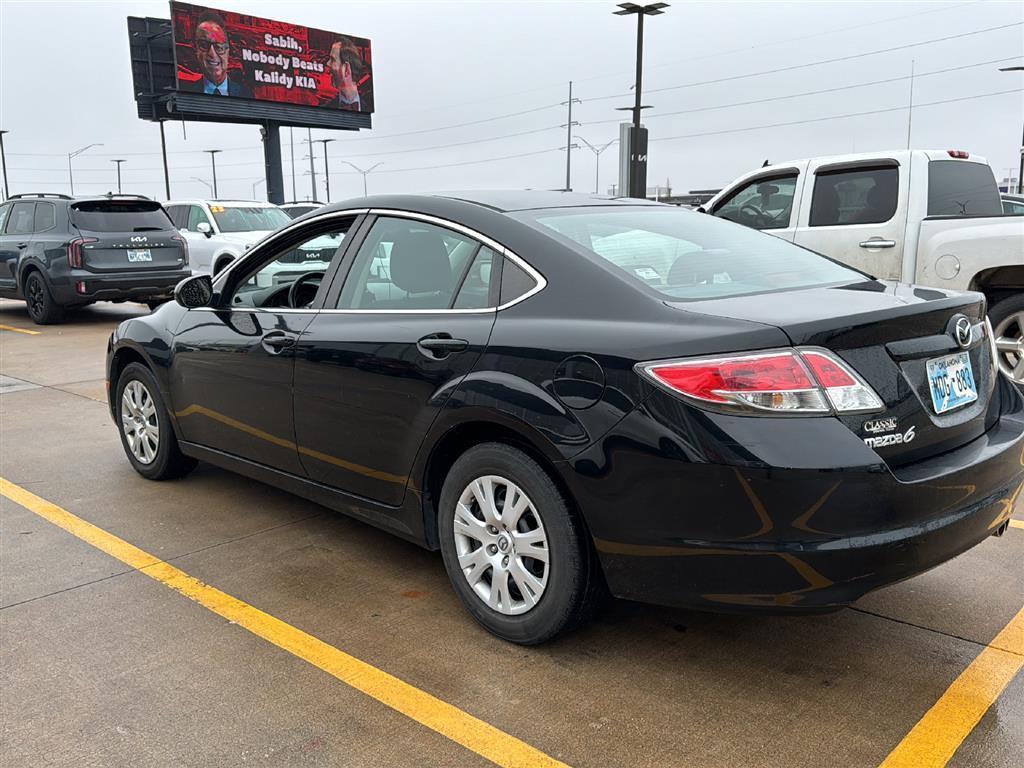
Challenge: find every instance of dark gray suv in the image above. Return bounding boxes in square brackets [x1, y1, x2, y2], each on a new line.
[0, 193, 191, 324]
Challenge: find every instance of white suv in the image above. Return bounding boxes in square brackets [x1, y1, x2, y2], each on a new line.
[164, 200, 293, 276]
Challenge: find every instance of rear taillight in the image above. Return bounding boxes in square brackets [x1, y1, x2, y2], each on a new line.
[638, 349, 883, 415]
[172, 234, 189, 265]
[67, 237, 97, 268]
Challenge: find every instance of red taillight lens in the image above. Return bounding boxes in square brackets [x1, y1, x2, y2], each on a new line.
[171, 234, 189, 265]
[639, 349, 883, 415]
[947, 150, 970, 159]
[67, 237, 97, 268]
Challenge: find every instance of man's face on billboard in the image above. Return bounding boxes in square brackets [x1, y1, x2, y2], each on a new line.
[195, 21, 229, 85]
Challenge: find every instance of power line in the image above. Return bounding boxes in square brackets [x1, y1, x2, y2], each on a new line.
[648, 88, 1022, 143]
[585, 22, 1024, 104]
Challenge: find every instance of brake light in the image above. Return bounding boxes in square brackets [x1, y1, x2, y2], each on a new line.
[947, 150, 970, 159]
[67, 237, 97, 268]
[172, 233, 189, 265]
[638, 349, 883, 415]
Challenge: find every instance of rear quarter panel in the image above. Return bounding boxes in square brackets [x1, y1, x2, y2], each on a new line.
[915, 216, 1024, 291]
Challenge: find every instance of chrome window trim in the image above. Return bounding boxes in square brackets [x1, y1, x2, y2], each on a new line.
[203, 206, 547, 315]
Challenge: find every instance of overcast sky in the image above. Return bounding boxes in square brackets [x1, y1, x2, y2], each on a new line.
[1, 0, 1022, 202]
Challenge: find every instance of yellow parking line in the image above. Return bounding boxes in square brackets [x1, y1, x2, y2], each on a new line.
[0, 477, 569, 768]
[878, 606, 1024, 768]
[1010, 519, 1024, 530]
[0, 324, 40, 335]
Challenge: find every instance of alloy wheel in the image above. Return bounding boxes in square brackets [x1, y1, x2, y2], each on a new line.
[26, 277, 44, 319]
[993, 312, 1024, 383]
[121, 380, 160, 464]
[453, 475, 550, 615]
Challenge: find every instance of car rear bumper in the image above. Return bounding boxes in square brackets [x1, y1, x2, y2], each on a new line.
[52, 269, 191, 304]
[566, 375, 1024, 611]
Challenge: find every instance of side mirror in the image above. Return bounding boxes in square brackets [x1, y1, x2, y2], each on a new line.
[174, 274, 214, 308]
[695, 206, 707, 214]
[196, 221, 213, 238]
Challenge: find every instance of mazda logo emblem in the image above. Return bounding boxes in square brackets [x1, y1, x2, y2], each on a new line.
[953, 317, 972, 349]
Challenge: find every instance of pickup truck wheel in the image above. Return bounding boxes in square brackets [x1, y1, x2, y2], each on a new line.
[988, 295, 1024, 386]
[24, 271, 65, 325]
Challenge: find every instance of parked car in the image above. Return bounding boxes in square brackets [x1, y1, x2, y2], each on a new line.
[163, 199, 292, 277]
[703, 150, 1024, 383]
[107, 191, 1023, 644]
[280, 200, 326, 219]
[0, 193, 189, 324]
[1002, 193, 1024, 215]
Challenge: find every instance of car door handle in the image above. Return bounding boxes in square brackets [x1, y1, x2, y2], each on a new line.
[17, 242, 28, 249]
[859, 239, 897, 249]
[417, 334, 469, 359]
[261, 330, 298, 355]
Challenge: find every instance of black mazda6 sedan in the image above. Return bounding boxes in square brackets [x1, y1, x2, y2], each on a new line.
[106, 191, 1024, 644]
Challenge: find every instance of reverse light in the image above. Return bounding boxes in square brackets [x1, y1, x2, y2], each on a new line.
[67, 237, 97, 268]
[638, 349, 883, 415]
[172, 233, 189, 265]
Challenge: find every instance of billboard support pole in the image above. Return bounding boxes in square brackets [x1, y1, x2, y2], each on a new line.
[289, 128, 296, 201]
[262, 121, 284, 206]
[159, 121, 171, 200]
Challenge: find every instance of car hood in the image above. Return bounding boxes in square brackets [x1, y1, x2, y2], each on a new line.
[217, 230, 274, 246]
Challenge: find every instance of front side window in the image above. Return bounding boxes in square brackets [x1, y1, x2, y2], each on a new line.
[336, 217, 488, 310]
[524, 206, 865, 301]
[713, 174, 798, 230]
[187, 205, 212, 232]
[210, 205, 291, 233]
[228, 223, 352, 309]
[0, 203, 12, 233]
[7, 202, 36, 235]
[809, 167, 898, 226]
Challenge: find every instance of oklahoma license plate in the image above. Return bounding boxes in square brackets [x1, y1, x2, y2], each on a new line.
[927, 351, 978, 414]
[127, 249, 152, 262]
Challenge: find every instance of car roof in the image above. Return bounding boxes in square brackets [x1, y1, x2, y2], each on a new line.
[319, 190, 664, 216]
[164, 199, 280, 206]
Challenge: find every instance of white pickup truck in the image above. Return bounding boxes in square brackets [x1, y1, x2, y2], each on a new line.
[703, 150, 1024, 381]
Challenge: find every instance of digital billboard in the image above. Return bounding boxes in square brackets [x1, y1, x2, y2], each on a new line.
[170, 2, 374, 113]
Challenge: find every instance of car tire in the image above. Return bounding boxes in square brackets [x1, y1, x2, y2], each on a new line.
[146, 300, 167, 311]
[213, 257, 234, 275]
[23, 271, 65, 325]
[438, 443, 602, 644]
[115, 362, 197, 481]
[987, 295, 1024, 387]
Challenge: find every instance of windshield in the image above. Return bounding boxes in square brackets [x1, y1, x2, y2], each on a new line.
[70, 201, 173, 232]
[210, 205, 291, 233]
[522, 206, 867, 301]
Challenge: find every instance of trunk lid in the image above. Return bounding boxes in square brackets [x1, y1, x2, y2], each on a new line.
[70, 200, 186, 272]
[671, 280, 997, 466]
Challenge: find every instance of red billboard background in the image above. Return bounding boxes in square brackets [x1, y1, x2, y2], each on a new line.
[171, 2, 373, 113]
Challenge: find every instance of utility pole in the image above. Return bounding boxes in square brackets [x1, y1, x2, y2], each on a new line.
[315, 138, 336, 202]
[906, 59, 915, 150]
[999, 65, 1024, 194]
[204, 149, 222, 197]
[159, 122, 171, 200]
[111, 159, 126, 194]
[576, 136, 618, 194]
[306, 128, 316, 199]
[614, 2, 667, 198]
[561, 81, 581, 191]
[342, 161, 382, 197]
[67, 143, 103, 197]
[290, 127, 296, 200]
[0, 130, 9, 200]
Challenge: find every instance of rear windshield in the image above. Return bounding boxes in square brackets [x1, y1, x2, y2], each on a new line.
[70, 201, 172, 232]
[927, 160, 1002, 216]
[211, 205, 291, 232]
[521, 207, 867, 301]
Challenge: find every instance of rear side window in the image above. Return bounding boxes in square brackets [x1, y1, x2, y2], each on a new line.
[525, 207, 865, 302]
[33, 203, 55, 232]
[165, 205, 187, 229]
[7, 202, 35, 235]
[927, 160, 1002, 216]
[499, 258, 538, 305]
[713, 174, 798, 230]
[809, 167, 898, 226]
[70, 201, 172, 232]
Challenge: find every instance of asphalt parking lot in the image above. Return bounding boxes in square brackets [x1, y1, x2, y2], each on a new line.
[1, 298, 1021, 768]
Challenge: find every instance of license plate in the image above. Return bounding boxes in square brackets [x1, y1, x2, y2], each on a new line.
[127, 249, 152, 262]
[926, 351, 978, 414]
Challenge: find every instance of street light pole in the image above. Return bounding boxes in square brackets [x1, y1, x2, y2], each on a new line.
[252, 178, 266, 200]
[342, 161, 382, 196]
[576, 136, 619, 194]
[999, 66, 1024, 194]
[191, 176, 214, 196]
[204, 149, 222, 198]
[614, 2, 667, 198]
[67, 143, 103, 197]
[0, 130, 9, 200]
[315, 139, 336, 202]
[111, 159, 126, 194]
[306, 129, 316, 199]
